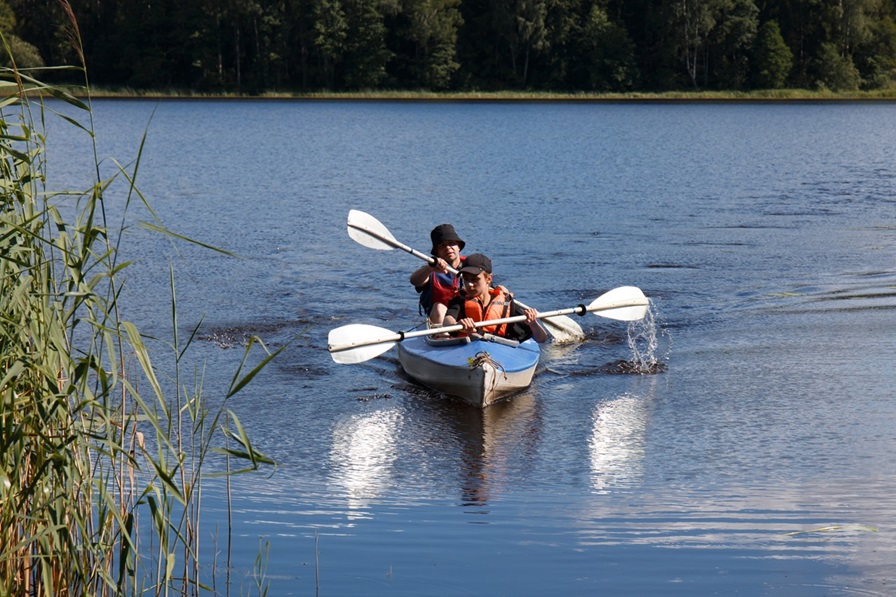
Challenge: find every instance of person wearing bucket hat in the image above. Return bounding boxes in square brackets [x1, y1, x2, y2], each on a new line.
[442, 253, 547, 343]
[409, 224, 467, 325]
[429, 224, 465, 255]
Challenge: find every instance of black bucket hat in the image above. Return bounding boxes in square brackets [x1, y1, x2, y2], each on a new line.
[430, 224, 465, 255]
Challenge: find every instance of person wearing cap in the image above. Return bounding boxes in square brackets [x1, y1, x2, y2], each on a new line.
[442, 253, 548, 343]
[410, 224, 466, 325]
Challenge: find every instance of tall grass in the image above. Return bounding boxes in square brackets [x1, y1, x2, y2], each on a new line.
[1, 6, 282, 594]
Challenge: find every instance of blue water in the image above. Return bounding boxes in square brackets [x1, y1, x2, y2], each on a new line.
[44, 99, 896, 595]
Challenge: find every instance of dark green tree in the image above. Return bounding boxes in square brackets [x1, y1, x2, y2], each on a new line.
[400, 0, 463, 88]
[813, 40, 861, 89]
[670, 0, 728, 88]
[752, 19, 793, 87]
[0, 0, 44, 67]
[753, 0, 823, 86]
[613, 0, 685, 89]
[8, 0, 896, 92]
[283, 0, 317, 89]
[313, 0, 348, 88]
[342, 0, 394, 88]
[226, 0, 269, 91]
[8, 0, 71, 70]
[245, 0, 288, 91]
[708, 0, 758, 88]
[514, 0, 548, 85]
[854, 15, 896, 88]
[105, 0, 184, 88]
[455, 0, 516, 88]
[485, 0, 550, 86]
[832, 0, 877, 55]
[566, 1, 638, 90]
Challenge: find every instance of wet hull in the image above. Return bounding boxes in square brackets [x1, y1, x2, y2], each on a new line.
[398, 335, 540, 407]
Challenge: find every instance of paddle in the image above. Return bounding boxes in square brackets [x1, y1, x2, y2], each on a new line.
[328, 286, 649, 364]
[346, 209, 587, 343]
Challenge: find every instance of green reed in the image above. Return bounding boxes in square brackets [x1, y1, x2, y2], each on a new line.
[1, 6, 282, 594]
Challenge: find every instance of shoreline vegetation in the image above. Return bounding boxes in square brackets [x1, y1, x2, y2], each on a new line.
[1, 4, 284, 593]
[75, 87, 896, 102]
[15, 0, 896, 100]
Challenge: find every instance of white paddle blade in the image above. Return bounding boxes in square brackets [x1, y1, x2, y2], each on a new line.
[588, 286, 650, 321]
[540, 316, 585, 343]
[347, 209, 400, 251]
[504, 297, 585, 343]
[328, 323, 398, 364]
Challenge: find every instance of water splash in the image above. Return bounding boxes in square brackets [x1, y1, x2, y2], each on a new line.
[616, 301, 668, 374]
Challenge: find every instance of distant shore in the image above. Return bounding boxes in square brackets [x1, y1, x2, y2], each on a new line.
[72, 88, 896, 102]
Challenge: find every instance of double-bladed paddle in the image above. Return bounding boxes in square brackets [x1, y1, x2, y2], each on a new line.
[328, 286, 649, 364]
[346, 209, 587, 343]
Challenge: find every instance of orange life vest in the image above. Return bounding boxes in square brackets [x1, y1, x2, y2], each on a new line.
[460, 287, 512, 336]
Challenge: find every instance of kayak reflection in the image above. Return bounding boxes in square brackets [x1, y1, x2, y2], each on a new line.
[444, 392, 543, 507]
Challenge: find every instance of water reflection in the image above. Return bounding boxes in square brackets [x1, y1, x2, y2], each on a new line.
[440, 393, 542, 509]
[589, 393, 649, 492]
[589, 376, 661, 493]
[328, 409, 403, 516]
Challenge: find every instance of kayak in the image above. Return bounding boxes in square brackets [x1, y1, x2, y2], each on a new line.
[397, 333, 541, 407]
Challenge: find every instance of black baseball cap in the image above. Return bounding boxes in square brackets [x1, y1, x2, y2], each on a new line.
[458, 253, 492, 275]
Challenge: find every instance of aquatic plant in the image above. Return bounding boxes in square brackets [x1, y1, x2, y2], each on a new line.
[0, 6, 281, 594]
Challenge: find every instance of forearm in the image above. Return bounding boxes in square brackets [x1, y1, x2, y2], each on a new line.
[409, 264, 433, 287]
[528, 321, 548, 343]
[516, 303, 548, 343]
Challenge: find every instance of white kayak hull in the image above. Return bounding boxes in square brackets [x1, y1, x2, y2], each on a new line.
[397, 334, 540, 407]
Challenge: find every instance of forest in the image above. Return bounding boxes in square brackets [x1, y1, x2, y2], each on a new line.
[4, 0, 896, 94]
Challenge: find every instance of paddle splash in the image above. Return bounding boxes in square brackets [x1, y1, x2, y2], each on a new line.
[603, 302, 668, 374]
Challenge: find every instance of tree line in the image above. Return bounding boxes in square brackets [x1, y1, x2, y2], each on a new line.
[5, 0, 896, 93]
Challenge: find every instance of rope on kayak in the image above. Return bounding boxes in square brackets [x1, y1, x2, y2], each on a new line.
[468, 351, 505, 374]
[468, 351, 507, 398]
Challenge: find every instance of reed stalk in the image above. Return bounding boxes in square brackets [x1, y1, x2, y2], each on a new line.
[1, 4, 281, 594]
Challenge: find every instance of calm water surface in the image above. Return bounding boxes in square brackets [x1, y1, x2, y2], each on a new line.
[45, 99, 896, 595]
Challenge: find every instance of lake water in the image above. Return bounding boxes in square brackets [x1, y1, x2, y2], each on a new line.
[44, 99, 896, 595]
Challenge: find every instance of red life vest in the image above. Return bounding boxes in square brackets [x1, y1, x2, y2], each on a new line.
[430, 271, 459, 306]
[419, 256, 466, 315]
[460, 287, 512, 336]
